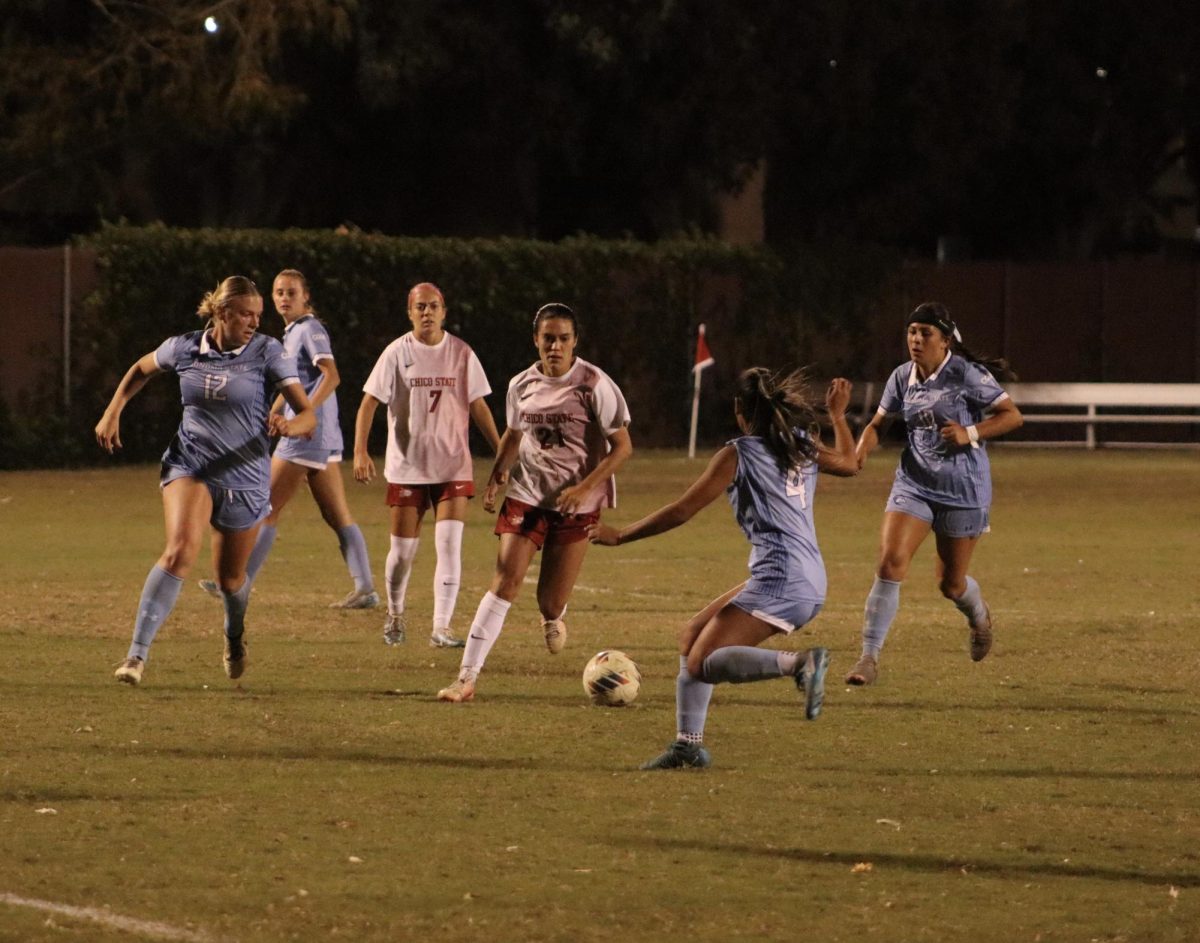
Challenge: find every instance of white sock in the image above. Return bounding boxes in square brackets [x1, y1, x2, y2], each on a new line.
[385, 536, 419, 616]
[459, 591, 511, 679]
[432, 520, 464, 630]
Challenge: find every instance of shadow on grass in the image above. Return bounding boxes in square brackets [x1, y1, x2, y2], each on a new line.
[797, 764, 1200, 783]
[73, 742, 596, 773]
[627, 836, 1200, 888]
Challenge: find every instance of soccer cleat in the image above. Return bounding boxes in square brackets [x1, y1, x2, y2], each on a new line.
[542, 618, 567, 655]
[429, 626, 465, 649]
[198, 579, 221, 598]
[437, 676, 476, 703]
[223, 636, 248, 680]
[797, 646, 830, 720]
[330, 588, 380, 610]
[382, 613, 406, 646]
[639, 740, 712, 771]
[969, 604, 993, 662]
[114, 657, 144, 686]
[845, 653, 878, 685]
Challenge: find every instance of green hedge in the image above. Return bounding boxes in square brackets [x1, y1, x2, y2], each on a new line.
[14, 224, 899, 467]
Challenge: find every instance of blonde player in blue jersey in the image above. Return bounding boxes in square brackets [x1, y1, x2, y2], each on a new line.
[589, 368, 857, 770]
[198, 269, 378, 609]
[96, 276, 316, 686]
[845, 302, 1024, 686]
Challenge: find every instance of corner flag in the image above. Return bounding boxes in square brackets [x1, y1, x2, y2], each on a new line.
[693, 323, 715, 374]
[688, 324, 715, 458]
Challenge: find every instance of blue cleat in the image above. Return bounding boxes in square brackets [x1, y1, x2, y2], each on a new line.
[330, 588, 380, 610]
[639, 740, 712, 770]
[797, 646, 830, 720]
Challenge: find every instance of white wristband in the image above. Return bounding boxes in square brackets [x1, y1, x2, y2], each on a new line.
[966, 424, 980, 445]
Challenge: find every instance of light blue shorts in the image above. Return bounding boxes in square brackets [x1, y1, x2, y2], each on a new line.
[161, 467, 270, 531]
[274, 439, 343, 470]
[885, 486, 990, 538]
[730, 582, 823, 633]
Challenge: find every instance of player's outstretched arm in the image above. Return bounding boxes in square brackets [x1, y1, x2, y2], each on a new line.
[95, 352, 162, 453]
[589, 444, 735, 547]
[818, 377, 858, 477]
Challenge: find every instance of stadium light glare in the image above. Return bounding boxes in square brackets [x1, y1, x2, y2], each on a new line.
[204, 16, 220, 34]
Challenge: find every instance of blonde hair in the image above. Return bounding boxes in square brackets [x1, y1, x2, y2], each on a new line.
[196, 276, 260, 320]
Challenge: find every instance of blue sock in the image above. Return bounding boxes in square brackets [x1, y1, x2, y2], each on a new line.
[221, 579, 252, 641]
[128, 566, 184, 661]
[676, 655, 714, 742]
[862, 577, 901, 658]
[337, 524, 373, 592]
[245, 524, 277, 585]
[701, 646, 787, 684]
[953, 575, 988, 626]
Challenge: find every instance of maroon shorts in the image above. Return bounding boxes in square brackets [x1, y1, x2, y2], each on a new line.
[386, 480, 475, 513]
[494, 497, 599, 550]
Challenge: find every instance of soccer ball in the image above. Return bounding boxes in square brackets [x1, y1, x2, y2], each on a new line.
[582, 650, 641, 706]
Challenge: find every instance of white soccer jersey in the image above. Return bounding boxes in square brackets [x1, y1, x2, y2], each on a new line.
[362, 331, 491, 484]
[504, 356, 631, 513]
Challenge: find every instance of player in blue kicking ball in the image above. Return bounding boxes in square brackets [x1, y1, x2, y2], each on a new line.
[589, 368, 857, 769]
[96, 276, 315, 686]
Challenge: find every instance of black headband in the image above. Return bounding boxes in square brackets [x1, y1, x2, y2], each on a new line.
[908, 309, 960, 341]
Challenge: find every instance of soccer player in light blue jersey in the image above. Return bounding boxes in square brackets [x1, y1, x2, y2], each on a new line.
[845, 302, 1024, 686]
[590, 369, 858, 770]
[198, 270, 378, 609]
[96, 276, 316, 686]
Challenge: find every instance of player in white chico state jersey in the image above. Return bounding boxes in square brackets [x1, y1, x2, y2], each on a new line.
[590, 368, 858, 769]
[354, 283, 502, 648]
[437, 303, 633, 703]
[198, 269, 379, 609]
[96, 276, 316, 686]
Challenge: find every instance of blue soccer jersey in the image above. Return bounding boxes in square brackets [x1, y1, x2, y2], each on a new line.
[877, 352, 1007, 507]
[278, 314, 342, 453]
[155, 330, 297, 491]
[727, 434, 826, 604]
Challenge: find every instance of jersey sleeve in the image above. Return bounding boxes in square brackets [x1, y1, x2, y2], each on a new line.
[464, 349, 491, 402]
[876, 365, 907, 416]
[590, 372, 631, 435]
[152, 334, 186, 373]
[264, 337, 300, 389]
[963, 362, 1007, 410]
[362, 342, 398, 403]
[504, 374, 523, 429]
[302, 320, 336, 364]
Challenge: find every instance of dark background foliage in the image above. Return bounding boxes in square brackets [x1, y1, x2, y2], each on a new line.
[3, 1, 1198, 258]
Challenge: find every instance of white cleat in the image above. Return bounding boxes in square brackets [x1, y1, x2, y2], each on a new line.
[383, 613, 406, 646]
[542, 618, 567, 655]
[198, 579, 221, 598]
[429, 627, 465, 649]
[437, 676, 476, 703]
[114, 657, 144, 686]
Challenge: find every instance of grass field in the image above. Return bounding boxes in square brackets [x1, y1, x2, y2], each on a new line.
[2, 449, 1198, 943]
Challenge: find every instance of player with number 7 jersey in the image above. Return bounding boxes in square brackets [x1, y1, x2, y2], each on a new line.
[354, 283, 502, 649]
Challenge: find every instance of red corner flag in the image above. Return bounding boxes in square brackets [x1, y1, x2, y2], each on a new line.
[688, 324, 714, 457]
[693, 323, 715, 373]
